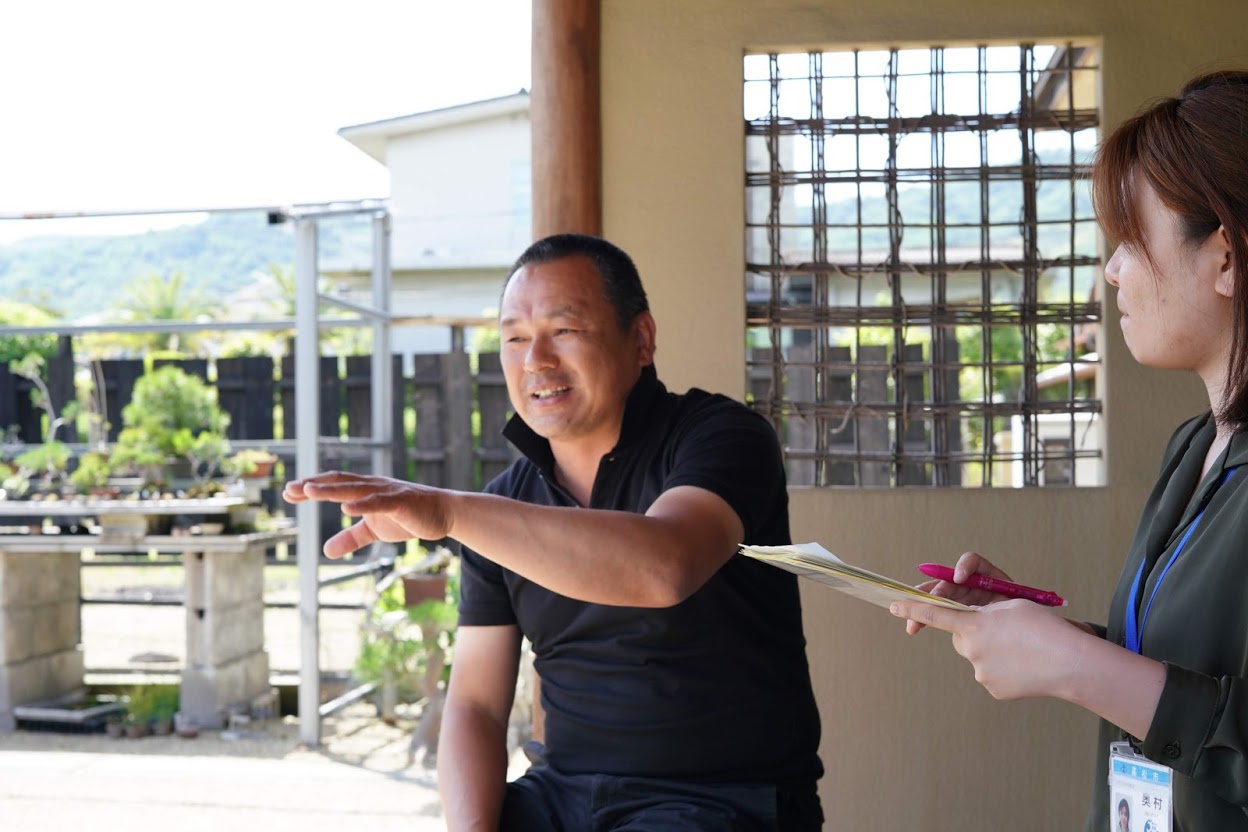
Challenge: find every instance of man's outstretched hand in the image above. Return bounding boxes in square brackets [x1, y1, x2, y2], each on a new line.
[283, 472, 455, 558]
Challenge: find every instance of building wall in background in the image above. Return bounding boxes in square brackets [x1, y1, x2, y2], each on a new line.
[338, 100, 530, 354]
[601, 1, 1245, 828]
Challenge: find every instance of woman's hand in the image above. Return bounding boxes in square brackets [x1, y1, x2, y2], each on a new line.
[890, 598, 1088, 701]
[906, 551, 1014, 634]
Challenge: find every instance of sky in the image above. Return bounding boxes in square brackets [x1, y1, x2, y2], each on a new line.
[0, 0, 531, 241]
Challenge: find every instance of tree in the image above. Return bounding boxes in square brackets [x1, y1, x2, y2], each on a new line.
[0, 300, 60, 365]
[107, 271, 218, 354]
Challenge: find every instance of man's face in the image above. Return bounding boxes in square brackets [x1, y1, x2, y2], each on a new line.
[499, 256, 654, 450]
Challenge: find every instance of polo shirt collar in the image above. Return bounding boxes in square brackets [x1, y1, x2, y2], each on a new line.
[502, 364, 665, 476]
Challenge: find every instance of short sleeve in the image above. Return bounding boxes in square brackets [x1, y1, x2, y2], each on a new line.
[456, 543, 516, 627]
[662, 400, 787, 542]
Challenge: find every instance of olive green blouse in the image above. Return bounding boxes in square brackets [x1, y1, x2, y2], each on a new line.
[1086, 413, 1248, 831]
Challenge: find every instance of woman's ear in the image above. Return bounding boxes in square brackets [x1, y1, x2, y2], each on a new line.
[1214, 225, 1235, 299]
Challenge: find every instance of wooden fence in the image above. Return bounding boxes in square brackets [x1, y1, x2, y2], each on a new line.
[748, 342, 963, 487]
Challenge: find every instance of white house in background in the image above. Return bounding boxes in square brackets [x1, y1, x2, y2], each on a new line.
[333, 91, 531, 354]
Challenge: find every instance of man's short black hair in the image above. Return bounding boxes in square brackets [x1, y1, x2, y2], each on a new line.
[505, 234, 650, 330]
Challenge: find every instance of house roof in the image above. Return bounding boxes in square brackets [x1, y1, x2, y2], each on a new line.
[337, 90, 530, 164]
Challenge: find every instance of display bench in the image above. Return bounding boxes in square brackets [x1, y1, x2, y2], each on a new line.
[0, 498, 295, 731]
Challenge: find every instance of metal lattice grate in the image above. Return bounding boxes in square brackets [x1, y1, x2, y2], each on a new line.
[744, 43, 1102, 487]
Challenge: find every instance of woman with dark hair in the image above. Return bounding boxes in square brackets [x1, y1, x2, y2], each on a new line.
[890, 69, 1248, 830]
[1118, 797, 1131, 832]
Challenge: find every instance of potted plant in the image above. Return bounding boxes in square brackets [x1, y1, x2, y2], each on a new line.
[0, 463, 30, 500]
[68, 451, 115, 496]
[173, 429, 230, 485]
[355, 546, 457, 765]
[122, 685, 156, 738]
[110, 426, 168, 484]
[13, 441, 71, 491]
[148, 686, 179, 735]
[224, 449, 278, 480]
[116, 366, 231, 483]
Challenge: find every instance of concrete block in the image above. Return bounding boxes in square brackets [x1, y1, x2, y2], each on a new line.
[0, 552, 80, 607]
[0, 647, 85, 721]
[186, 601, 264, 667]
[207, 551, 264, 609]
[31, 599, 80, 659]
[180, 650, 270, 729]
[0, 600, 80, 664]
[186, 551, 264, 610]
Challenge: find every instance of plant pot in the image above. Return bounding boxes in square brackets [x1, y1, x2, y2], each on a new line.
[123, 721, 148, 739]
[164, 457, 194, 482]
[174, 711, 199, 738]
[245, 459, 275, 479]
[105, 720, 125, 739]
[403, 574, 448, 607]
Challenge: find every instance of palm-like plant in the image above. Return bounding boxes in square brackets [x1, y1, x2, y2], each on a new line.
[116, 271, 218, 353]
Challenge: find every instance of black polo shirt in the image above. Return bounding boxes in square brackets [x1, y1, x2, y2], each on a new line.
[458, 365, 823, 785]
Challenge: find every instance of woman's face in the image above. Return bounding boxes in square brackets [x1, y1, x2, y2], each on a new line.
[1118, 802, 1130, 828]
[1103, 182, 1233, 377]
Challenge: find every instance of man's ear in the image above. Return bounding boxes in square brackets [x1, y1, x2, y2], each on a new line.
[633, 311, 657, 366]
[1214, 225, 1235, 299]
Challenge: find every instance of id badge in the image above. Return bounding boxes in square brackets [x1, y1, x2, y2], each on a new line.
[1108, 741, 1173, 832]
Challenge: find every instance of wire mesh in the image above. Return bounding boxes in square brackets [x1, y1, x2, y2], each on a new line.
[744, 43, 1102, 487]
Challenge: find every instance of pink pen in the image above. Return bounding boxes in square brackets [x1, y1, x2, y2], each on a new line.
[917, 563, 1067, 607]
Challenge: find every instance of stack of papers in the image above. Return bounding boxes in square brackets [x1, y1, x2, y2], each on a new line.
[739, 542, 970, 611]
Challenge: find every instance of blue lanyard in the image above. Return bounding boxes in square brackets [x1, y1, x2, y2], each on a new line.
[1124, 466, 1238, 654]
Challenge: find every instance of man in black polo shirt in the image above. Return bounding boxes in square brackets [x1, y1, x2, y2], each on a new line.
[285, 234, 823, 830]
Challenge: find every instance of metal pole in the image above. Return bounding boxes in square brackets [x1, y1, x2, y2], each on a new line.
[294, 218, 322, 747]
[371, 212, 394, 476]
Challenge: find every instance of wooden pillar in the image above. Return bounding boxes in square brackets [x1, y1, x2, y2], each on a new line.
[528, 0, 601, 746]
[531, 0, 601, 238]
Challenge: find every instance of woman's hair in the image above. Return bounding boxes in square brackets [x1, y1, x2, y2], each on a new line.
[1092, 69, 1248, 426]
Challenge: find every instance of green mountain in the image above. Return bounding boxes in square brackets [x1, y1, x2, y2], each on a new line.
[0, 211, 373, 320]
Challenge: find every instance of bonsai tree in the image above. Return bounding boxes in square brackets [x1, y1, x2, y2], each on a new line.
[110, 426, 167, 482]
[8, 354, 77, 490]
[0, 460, 28, 499]
[68, 451, 113, 493]
[13, 440, 71, 490]
[115, 366, 231, 481]
[172, 429, 230, 484]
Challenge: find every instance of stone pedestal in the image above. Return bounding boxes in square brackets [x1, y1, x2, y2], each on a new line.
[0, 551, 84, 730]
[181, 548, 271, 728]
[0, 526, 293, 733]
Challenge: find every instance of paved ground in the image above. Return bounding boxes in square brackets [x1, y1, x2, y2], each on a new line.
[0, 704, 443, 831]
[0, 562, 531, 830]
[0, 703, 530, 831]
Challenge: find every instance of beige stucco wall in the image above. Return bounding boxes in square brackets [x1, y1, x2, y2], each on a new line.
[601, 1, 1245, 828]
